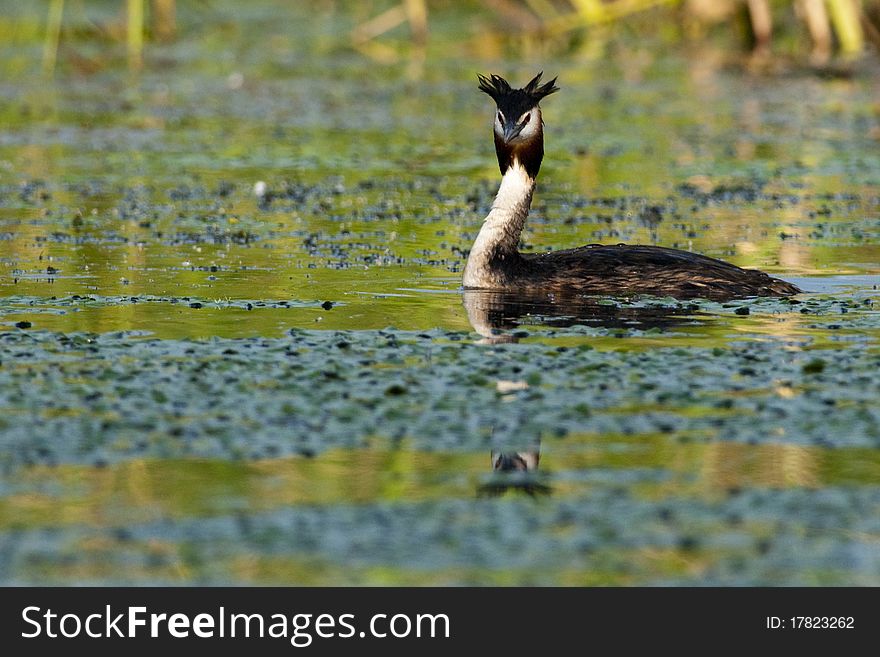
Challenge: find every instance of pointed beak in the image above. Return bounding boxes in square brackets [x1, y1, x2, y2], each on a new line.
[502, 121, 523, 143]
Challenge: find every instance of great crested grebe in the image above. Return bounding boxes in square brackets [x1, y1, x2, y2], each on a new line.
[480, 444, 549, 497]
[462, 73, 801, 301]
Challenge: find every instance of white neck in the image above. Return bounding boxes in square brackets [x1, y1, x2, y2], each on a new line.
[463, 162, 535, 288]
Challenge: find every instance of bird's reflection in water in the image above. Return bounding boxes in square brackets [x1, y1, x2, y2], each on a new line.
[478, 444, 551, 497]
[462, 289, 704, 343]
[492, 450, 540, 472]
[467, 291, 704, 496]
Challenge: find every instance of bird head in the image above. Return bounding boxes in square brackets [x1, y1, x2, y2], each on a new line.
[477, 72, 559, 177]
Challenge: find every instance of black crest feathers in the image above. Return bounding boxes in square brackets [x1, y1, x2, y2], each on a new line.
[477, 71, 559, 105]
[522, 71, 560, 101]
[477, 74, 512, 102]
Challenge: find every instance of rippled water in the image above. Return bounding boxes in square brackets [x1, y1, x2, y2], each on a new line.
[0, 2, 878, 584]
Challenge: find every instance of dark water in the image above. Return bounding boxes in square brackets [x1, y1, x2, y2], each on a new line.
[0, 2, 878, 584]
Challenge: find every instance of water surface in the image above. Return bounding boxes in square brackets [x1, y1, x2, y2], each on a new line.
[0, 2, 878, 585]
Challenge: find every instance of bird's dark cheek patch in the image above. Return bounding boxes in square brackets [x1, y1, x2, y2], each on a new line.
[494, 134, 515, 175]
[494, 133, 543, 179]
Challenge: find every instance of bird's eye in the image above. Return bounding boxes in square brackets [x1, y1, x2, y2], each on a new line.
[519, 113, 531, 126]
[496, 111, 504, 123]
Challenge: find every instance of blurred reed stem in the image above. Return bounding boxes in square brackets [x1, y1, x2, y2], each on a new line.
[153, 0, 177, 42]
[352, 0, 428, 62]
[800, 0, 832, 62]
[826, 0, 864, 55]
[42, 0, 64, 76]
[547, 0, 679, 32]
[404, 0, 428, 45]
[747, 0, 773, 53]
[127, 0, 144, 70]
